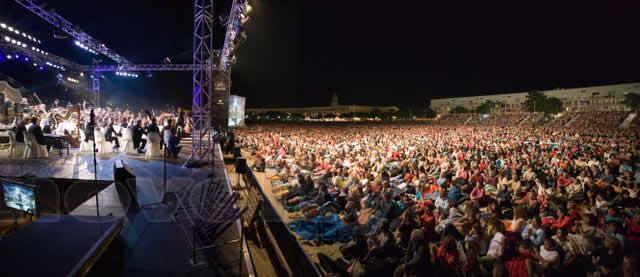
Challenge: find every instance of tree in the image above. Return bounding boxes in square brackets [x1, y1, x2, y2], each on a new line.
[475, 100, 498, 114]
[623, 93, 640, 111]
[450, 106, 470, 114]
[522, 91, 546, 113]
[522, 91, 563, 114]
[542, 97, 563, 114]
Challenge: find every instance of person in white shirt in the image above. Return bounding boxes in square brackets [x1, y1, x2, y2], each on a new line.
[527, 238, 560, 276]
[479, 219, 505, 276]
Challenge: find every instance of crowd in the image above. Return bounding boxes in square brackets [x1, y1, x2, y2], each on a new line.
[0, 94, 189, 158]
[238, 111, 639, 277]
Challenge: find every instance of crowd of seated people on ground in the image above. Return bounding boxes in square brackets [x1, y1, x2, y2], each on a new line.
[238, 118, 639, 277]
[0, 95, 189, 158]
[484, 113, 530, 127]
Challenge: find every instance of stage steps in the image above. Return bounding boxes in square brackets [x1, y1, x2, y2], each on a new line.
[620, 113, 637, 128]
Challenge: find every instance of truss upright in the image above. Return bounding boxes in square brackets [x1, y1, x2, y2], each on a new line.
[187, 0, 216, 166]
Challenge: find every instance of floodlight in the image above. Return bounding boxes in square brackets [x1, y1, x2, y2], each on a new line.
[8, 27, 13, 31]
[0, 23, 6, 28]
[6, 55, 12, 59]
[4, 36, 9, 42]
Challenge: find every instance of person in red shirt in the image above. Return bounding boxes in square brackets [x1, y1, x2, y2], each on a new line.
[557, 172, 573, 187]
[551, 208, 573, 231]
[436, 235, 461, 275]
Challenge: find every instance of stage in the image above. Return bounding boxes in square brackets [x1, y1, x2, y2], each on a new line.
[0, 140, 252, 276]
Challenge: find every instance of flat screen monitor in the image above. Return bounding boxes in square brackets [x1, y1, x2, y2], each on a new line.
[2, 181, 37, 214]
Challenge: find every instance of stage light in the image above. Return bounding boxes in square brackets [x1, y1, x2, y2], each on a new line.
[6, 55, 12, 59]
[8, 26, 14, 32]
[4, 36, 9, 42]
[14, 30, 19, 35]
[10, 39, 16, 44]
[80, 72, 84, 77]
[33, 63, 37, 66]
[0, 23, 6, 29]
[24, 57, 28, 61]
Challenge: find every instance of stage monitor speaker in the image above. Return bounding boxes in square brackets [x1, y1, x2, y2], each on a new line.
[233, 147, 241, 158]
[235, 157, 247, 174]
[114, 160, 138, 210]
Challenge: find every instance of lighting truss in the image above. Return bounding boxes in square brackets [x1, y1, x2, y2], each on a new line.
[14, 0, 131, 64]
[90, 64, 207, 72]
[219, 0, 246, 70]
[0, 39, 86, 71]
[186, 0, 216, 166]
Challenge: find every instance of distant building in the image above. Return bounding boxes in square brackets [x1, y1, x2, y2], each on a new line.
[247, 93, 399, 116]
[431, 82, 640, 114]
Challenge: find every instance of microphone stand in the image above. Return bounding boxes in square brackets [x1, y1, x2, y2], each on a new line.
[90, 110, 99, 217]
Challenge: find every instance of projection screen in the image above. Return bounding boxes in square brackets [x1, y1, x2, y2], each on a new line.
[228, 95, 246, 127]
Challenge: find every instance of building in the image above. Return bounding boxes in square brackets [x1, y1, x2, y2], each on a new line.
[247, 93, 399, 117]
[431, 82, 640, 114]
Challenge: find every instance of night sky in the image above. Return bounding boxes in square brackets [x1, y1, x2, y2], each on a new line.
[1, 0, 639, 109]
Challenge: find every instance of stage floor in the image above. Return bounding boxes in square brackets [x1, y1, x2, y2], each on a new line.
[0, 142, 249, 276]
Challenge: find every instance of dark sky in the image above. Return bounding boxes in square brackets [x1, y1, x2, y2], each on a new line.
[1, 0, 639, 109]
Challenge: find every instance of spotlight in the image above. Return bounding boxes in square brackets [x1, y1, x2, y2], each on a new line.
[33, 63, 37, 66]
[24, 57, 28, 61]
[6, 55, 12, 59]
[0, 23, 6, 28]
[8, 26, 14, 32]
[80, 72, 84, 77]
[4, 36, 9, 42]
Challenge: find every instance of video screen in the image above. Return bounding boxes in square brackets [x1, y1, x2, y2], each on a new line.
[229, 95, 246, 127]
[3, 182, 37, 214]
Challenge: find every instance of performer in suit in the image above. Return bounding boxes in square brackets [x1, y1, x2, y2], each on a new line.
[27, 117, 52, 151]
[104, 122, 122, 148]
[131, 119, 146, 154]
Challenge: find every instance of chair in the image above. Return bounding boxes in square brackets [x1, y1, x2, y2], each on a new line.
[94, 129, 113, 154]
[121, 128, 137, 154]
[7, 130, 26, 158]
[78, 129, 94, 152]
[23, 132, 48, 159]
[145, 132, 161, 157]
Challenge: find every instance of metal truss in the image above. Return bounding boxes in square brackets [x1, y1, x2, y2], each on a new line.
[90, 64, 208, 72]
[0, 39, 87, 71]
[186, 0, 216, 166]
[219, 0, 246, 70]
[14, 0, 130, 64]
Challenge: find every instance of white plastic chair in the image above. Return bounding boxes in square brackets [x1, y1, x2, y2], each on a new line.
[145, 132, 161, 157]
[121, 128, 136, 154]
[23, 132, 48, 159]
[7, 130, 26, 158]
[94, 129, 113, 154]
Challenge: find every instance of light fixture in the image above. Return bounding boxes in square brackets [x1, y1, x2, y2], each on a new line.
[6, 55, 12, 59]
[4, 36, 9, 42]
[0, 23, 6, 29]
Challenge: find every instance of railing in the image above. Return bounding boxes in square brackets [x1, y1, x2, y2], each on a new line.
[242, 157, 322, 277]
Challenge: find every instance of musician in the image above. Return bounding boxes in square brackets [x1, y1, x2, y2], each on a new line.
[176, 107, 185, 136]
[12, 118, 27, 143]
[52, 99, 60, 109]
[83, 120, 94, 142]
[104, 122, 122, 148]
[145, 117, 160, 133]
[27, 117, 50, 150]
[131, 119, 146, 154]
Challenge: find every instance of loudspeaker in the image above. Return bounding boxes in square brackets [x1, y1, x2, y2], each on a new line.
[233, 147, 241, 158]
[235, 157, 247, 174]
